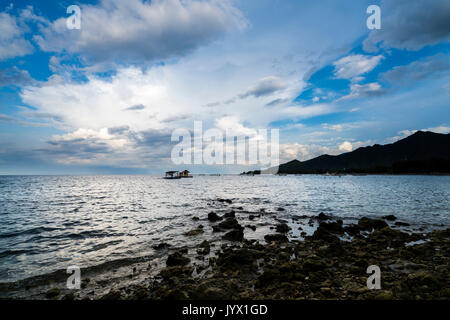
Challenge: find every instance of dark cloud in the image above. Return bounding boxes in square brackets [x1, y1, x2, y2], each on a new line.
[265, 98, 289, 107]
[238, 76, 287, 99]
[380, 54, 450, 85]
[34, 0, 245, 66]
[160, 114, 190, 123]
[123, 104, 146, 111]
[363, 0, 450, 52]
[0, 67, 35, 87]
[108, 125, 130, 135]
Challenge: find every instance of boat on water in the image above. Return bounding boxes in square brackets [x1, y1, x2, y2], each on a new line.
[163, 170, 193, 179]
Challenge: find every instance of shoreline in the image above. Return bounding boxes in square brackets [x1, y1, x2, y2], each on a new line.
[1, 211, 449, 300]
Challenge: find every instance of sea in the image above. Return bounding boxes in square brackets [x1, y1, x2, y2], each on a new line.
[0, 174, 449, 284]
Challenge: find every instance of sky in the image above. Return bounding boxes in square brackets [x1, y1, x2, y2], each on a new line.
[0, 0, 449, 174]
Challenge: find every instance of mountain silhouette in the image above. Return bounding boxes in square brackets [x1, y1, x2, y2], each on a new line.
[250, 131, 450, 174]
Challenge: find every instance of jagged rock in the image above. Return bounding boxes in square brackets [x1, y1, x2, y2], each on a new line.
[276, 207, 286, 212]
[217, 248, 259, 270]
[166, 252, 190, 267]
[382, 214, 397, 221]
[224, 211, 236, 218]
[208, 212, 222, 222]
[275, 223, 291, 233]
[358, 217, 388, 230]
[217, 218, 243, 231]
[197, 240, 210, 255]
[317, 212, 331, 220]
[395, 221, 410, 227]
[222, 229, 244, 241]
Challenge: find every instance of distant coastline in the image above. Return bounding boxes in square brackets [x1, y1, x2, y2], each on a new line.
[242, 131, 450, 175]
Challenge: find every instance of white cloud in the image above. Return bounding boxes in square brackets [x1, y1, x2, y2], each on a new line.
[34, 0, 246, 65]
[0, 12, 33, 61]
[338, 82, 384, 101]
[333, 54, 384, 79]
[338, 141, 353, 152]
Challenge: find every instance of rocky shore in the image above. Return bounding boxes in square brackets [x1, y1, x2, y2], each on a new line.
[2, 205, 449, 300]
[139, 214, 449, 300]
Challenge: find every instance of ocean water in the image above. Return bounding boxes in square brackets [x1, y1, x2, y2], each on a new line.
[0, 174, 449, 283]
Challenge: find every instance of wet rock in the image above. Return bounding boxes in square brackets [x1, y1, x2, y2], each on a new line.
[185, 227, 204, 236]
[192, 216, 200, 221]
[310, 221, 342, 242]
[406, 272, 440, 290]
[343, 224, 360, 236]
[382, 215, 397, 221]
[217, 248, 259, 270]
[357, 217, 388, 230]
[62, 292, 76, 300]
[166, 252, 190, 267]
[217, 218, 243, 231]
[388, 260, 426, 274]
[100, 290, 122, 300]
[264, 234, 288, 242]
[197, 240, 210, 255]
[302, 257, 327, 272]
[208, 212, 222, 222]
[275, 223, 291, 233]
[276, 207, 286, 212]
[374, 290, 394, 300]
[224, 211, 236, 218]
[153, 242, 171, 250]
[395, 221, 410, 227]
[317, 212, 331, 220]
[159, 266, 193, 279]
[164, 289, 189, 300]
[202, 287, 228, 300]
[222, 229, 244, 241]
[45, 287, 60, 299]
[246, 225, 256, 231]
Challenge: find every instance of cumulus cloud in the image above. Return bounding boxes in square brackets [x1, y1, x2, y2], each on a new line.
[338, 141, 353, 152]
[333, 54, 384, 79]
[381, 54, 450, 86]
[34, 0, 246, 66]
[363, 0, 450, 52]
[0, 12, 34, 61]
[279, 139, 370, 163]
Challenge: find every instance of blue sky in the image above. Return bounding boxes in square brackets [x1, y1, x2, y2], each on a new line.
[0, 0, 449, 174]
